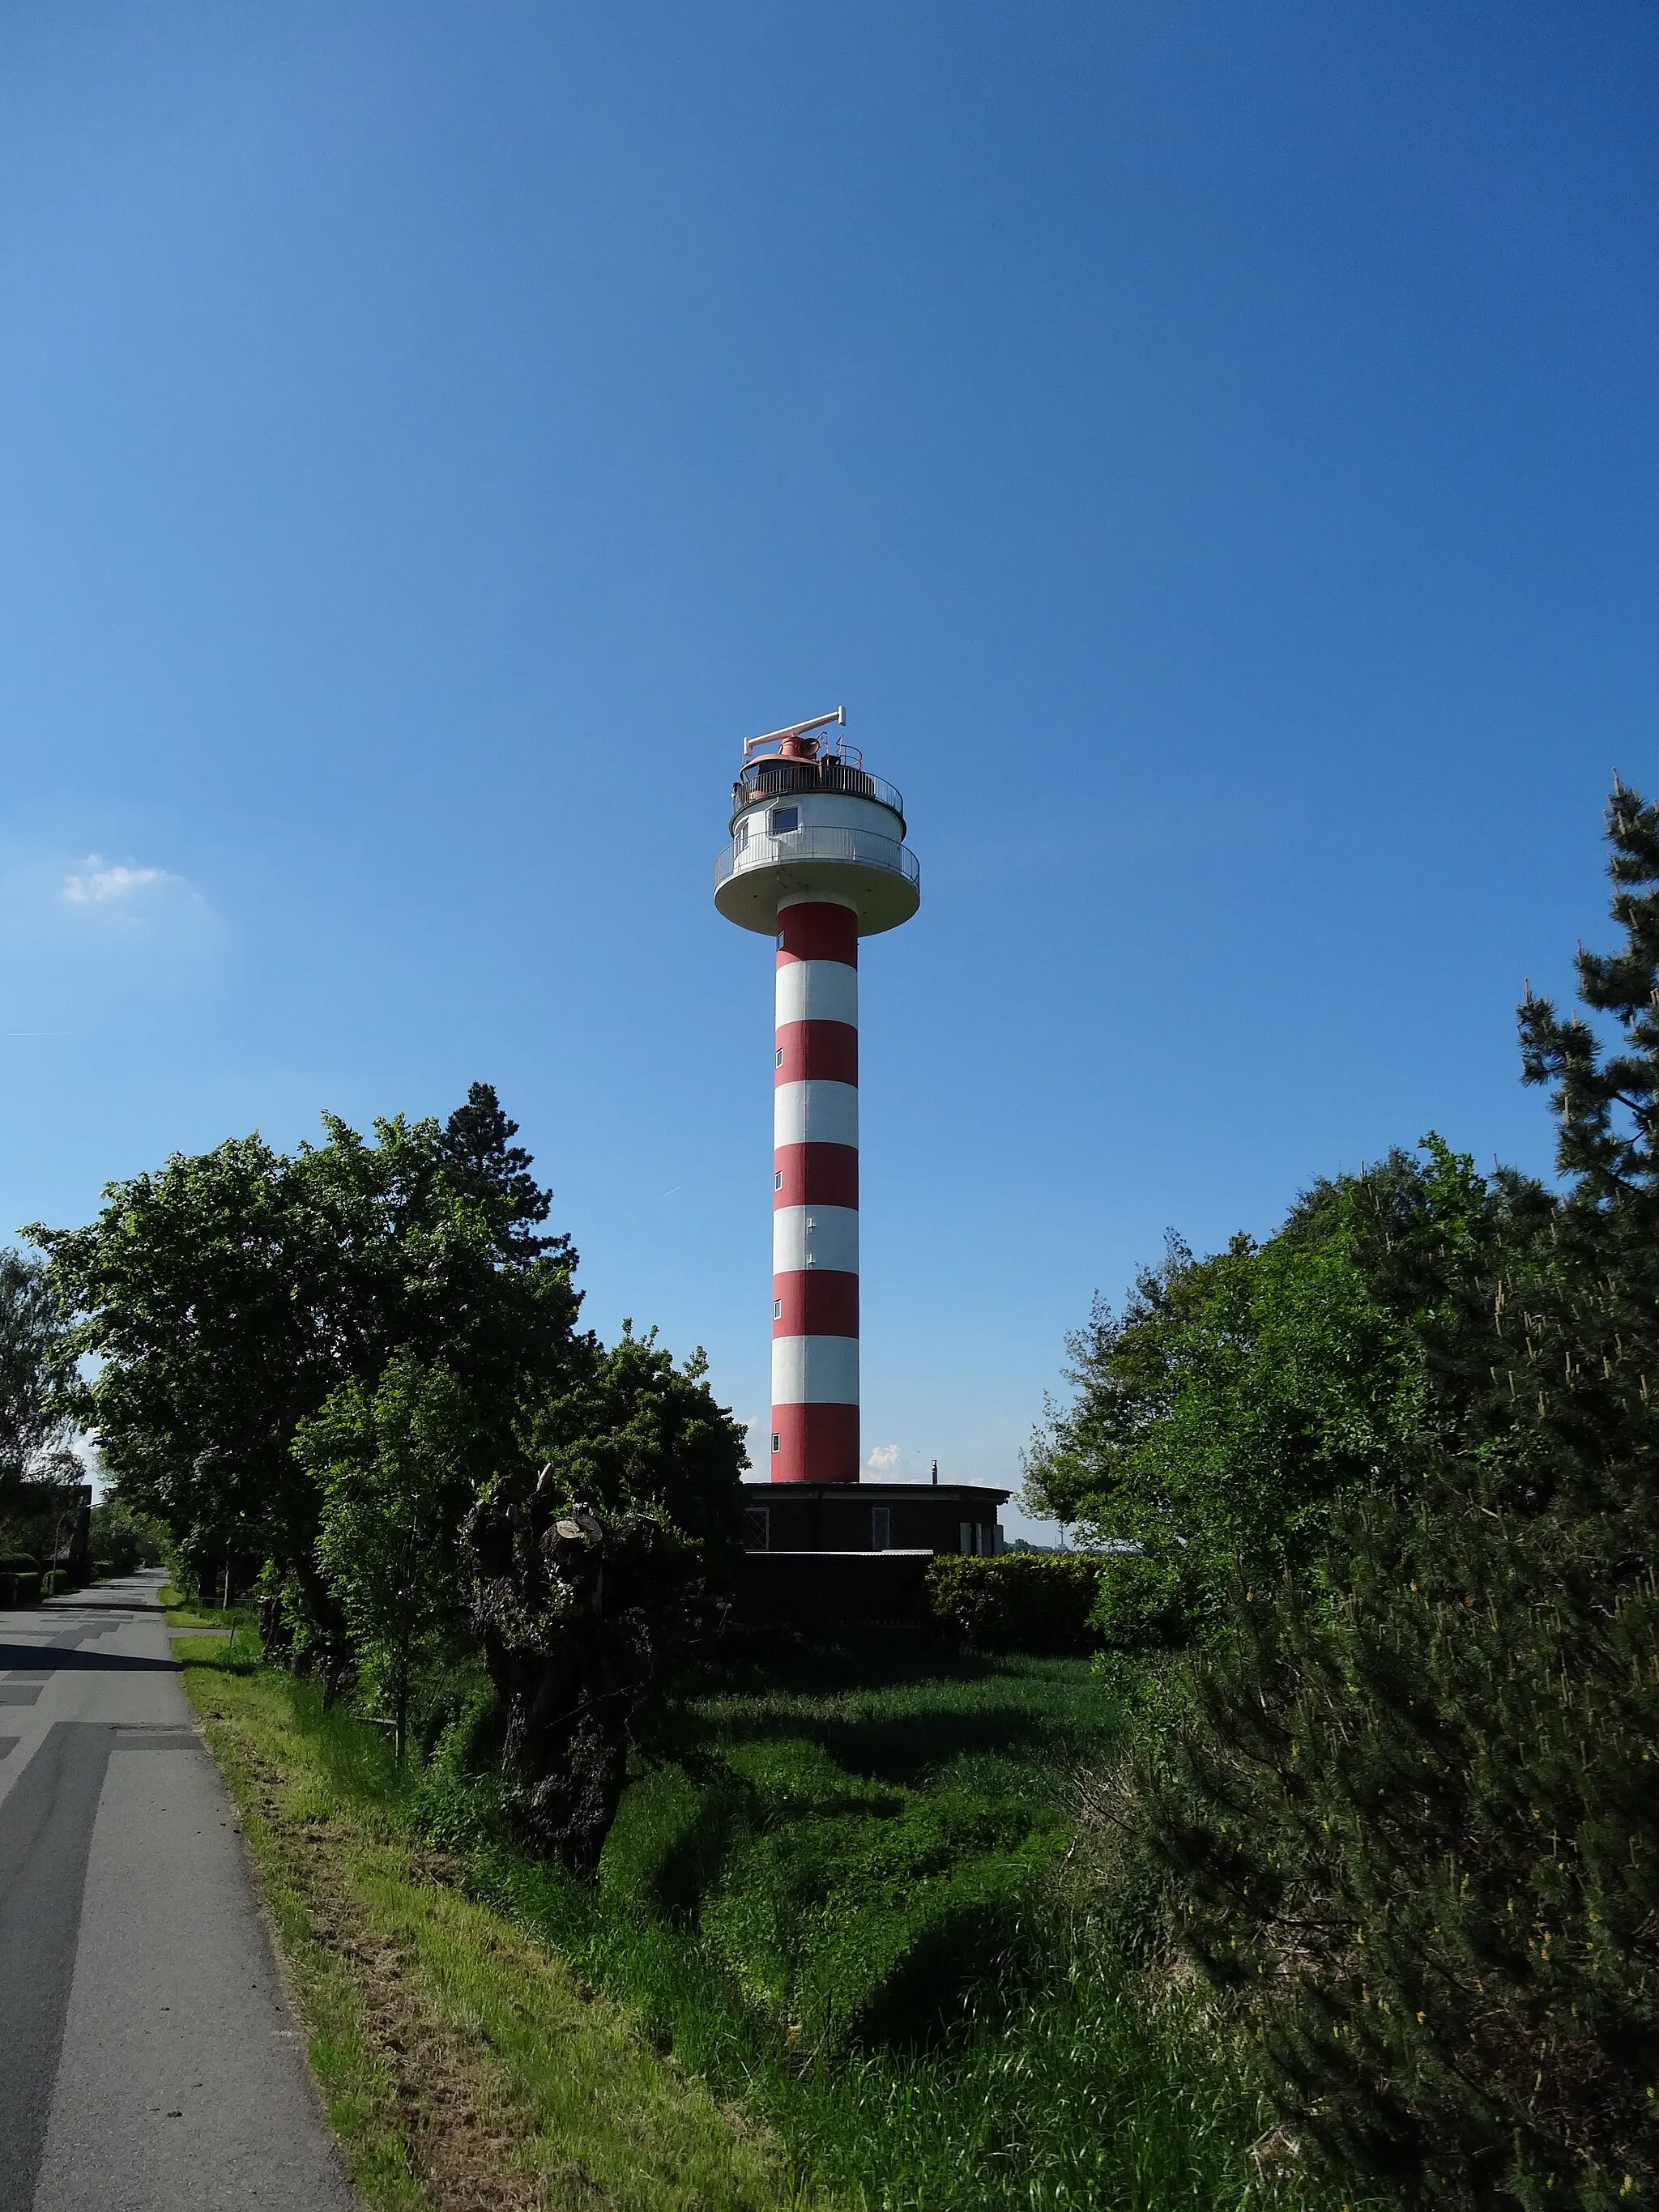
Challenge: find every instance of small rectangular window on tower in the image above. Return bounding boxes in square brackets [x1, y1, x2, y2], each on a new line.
[773, 1298, 782, 1319]
[770, 807, 799, 834]
[774, 1170, 783, 1190]
[771, 1432, 781, 1454]
[775, 1046, 783, 1066]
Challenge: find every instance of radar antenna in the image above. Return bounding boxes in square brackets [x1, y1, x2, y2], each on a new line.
[743, 706, 847, 760]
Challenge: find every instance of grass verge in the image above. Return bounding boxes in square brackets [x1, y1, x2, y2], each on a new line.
[171, 1617, 812, 2212]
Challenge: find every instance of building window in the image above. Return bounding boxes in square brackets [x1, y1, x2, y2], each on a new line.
[774, 1170, 783, 1190]
[744, 1507, 770, 1552]
[773, 1298, 782, 1319]
[735, 820, 748, 850]
[771, 1432, 781, 1454]
[775, 1046, 783, 1067]
[872, 1507, 892, 1551]
[770, 806, 799, 834]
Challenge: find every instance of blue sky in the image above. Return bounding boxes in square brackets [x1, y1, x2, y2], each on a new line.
[2, 2, 1654, 1535]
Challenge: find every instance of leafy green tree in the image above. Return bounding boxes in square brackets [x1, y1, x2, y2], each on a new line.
[33, 1091, 582, 1631]
[1026, 1202, 1424, 1642]
[0, 1248, 79, 1494]
[464, 1325, 748, 1866]
[1135, 786, 1659, 2209]
[305, 1353, 472, 1761]
[88, 1497, 171, 1574]
[0, 1247, 83, 1561]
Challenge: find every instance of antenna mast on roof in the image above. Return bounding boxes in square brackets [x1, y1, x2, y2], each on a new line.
[743, 706, 846, 760]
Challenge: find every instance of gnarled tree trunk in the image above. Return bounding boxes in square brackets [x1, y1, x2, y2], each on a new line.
[464, 1471, 694, 1868]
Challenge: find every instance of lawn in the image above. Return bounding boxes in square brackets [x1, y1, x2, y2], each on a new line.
[177, 1611, 1361, 2212]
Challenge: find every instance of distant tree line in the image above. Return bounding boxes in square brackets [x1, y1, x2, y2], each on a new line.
[19, 1082, 746, 1868]
[1030, 786, 1659, 2210]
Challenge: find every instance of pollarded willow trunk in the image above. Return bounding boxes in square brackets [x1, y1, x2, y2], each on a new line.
[463, 1472, 698, 1869]
[256, 1556, 356, 1707]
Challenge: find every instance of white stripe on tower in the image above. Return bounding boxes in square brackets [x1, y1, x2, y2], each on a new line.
[770, 898, 860, 1483]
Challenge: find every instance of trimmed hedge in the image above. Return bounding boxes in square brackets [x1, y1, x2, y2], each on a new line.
[0, 1558, 41, 1606]
[925, 1552, 1107, 1654]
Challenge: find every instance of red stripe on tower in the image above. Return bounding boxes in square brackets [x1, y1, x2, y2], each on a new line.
[770, 899, 859, 1483]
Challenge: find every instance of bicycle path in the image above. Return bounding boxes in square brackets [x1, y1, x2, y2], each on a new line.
[0, 1569, 356, 2211]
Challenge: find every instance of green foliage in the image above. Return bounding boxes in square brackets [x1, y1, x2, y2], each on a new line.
[1025, 1136, 1549, 1648]
[597, 1689, 1078, 2057]
[0, 1560, 41, 1605]
[446, 1630, 1341, 2212]
[0, 1247, 83, 1574]
[1147, 1485, 1659, 2208]
[925, 1551, 1106, 1652]
[0, 1247, 79, 1498]
[518, 1323, 751, 1595]
[89, 1498, 170, 1574]
[1130, 786, 1659, 2209]
[462, 1324, 751, 1867]
[34, 1085, 582, 1614]
[305, 1353, 475, 1760]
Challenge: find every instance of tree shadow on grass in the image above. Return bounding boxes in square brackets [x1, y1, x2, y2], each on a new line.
[694, 1625, 1126, 1791]
[710, 1623, 1016, 1698]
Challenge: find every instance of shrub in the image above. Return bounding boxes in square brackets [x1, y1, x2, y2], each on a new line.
[1090, 1545, 1193, 1648]
[926, 1552, 1105, 1653]
[0, 1558, 40, 1605]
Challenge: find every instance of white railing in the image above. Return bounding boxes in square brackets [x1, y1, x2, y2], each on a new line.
[715, 825, 921, 890]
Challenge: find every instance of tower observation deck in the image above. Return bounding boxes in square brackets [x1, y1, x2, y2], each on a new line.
[714, 710, 920, 1485]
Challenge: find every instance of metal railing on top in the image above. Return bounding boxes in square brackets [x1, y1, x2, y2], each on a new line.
[715, 825, 920, 889]
[730, 758, 905, 825]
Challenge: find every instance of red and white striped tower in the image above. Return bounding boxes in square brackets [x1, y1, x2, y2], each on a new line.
[714, 710, 919, 1485]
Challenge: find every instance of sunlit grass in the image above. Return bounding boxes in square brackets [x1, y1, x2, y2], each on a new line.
[181, 1650, 814, 2212]
[177, 1617, 1375, 2212]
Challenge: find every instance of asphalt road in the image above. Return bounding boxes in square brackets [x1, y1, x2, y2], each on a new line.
[0, 1570, 356, 2211]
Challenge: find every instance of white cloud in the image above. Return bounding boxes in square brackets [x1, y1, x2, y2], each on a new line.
[62, 859, 176, 906]
[866, 1443, 902, 1472]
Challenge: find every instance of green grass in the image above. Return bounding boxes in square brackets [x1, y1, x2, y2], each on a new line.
[177, 1609, 1368, 2212]
[690, 1623, 1124, 1805]
[452, 1626, 1359, 2212]
[176, 1634, 816, 2212]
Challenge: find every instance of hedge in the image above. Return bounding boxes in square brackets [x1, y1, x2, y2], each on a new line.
[0, 1558, 41, 1606]
[924, 1552, 1107, 1654]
